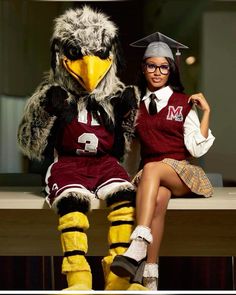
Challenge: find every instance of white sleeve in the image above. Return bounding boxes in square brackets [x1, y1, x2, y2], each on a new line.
[184, 106, 215, 158]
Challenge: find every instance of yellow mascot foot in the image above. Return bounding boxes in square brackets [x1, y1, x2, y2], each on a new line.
[63, 266, 92, 291]
[63, 284, 93, 295]
[63, 284, 92, 291]
[63, 283, 92, 295]
[127, 282, 150, 291]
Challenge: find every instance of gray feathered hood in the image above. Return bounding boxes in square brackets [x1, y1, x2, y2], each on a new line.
[50, 5, 125, 100]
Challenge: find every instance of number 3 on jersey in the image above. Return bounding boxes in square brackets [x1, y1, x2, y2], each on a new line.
[76, 133, 99, 155]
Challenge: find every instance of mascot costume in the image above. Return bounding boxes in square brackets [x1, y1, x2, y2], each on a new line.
[17, 6, 147, 291]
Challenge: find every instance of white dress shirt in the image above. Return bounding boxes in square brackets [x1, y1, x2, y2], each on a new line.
[142, 86, 215, 158]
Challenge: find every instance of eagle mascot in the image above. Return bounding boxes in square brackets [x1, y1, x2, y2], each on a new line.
[17, 6, 147, 291]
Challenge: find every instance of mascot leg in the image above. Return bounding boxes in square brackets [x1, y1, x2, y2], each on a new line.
[102, 191, 148, 291]
[57, 195, 92, 290]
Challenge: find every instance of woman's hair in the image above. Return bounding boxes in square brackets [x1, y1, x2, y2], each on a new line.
[137, 57, 184, 98]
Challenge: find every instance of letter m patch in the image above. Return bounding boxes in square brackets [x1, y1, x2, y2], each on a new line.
[166, 106, 183, 121]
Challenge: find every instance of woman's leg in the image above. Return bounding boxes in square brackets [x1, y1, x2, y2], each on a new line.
[147, 186, 171, 264]
[143, 186, 171, 290]
[111, 161, 191, 278]
[123, 162, 190, 259]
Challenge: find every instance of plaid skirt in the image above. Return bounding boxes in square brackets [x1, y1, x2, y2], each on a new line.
[132, 158, 213, 198]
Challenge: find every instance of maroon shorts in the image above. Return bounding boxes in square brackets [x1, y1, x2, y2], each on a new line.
[45, 154, 133, 206]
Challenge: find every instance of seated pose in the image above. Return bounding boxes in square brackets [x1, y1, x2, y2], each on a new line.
[111, 32, 215, 290]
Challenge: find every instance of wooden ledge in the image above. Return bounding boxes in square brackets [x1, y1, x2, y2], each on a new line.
[0, 187, 236, 210]
[0, 187, 236, 256]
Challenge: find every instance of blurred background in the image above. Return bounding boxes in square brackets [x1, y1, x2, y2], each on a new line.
[0, 0, 235, 291]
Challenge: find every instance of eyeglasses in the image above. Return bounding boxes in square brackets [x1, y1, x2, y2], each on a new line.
[144, 63, 170, 75]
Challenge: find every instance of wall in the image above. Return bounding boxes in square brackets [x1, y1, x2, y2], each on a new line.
[201, 10, 236, 183]
[0, 1, 72, 173]
[0, 95, 26, 172]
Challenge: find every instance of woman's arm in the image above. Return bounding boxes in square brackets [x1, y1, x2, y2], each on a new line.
[184, 93, 215, 158]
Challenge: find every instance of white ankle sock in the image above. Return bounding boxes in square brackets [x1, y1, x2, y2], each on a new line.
[130, 225, 153, 243]
[123, 225, 152, 262]
[143, 263, 159, 291]
[143, 263, 159, 278]
[123, 238, 147, 261]
[143, 277, 158, 291]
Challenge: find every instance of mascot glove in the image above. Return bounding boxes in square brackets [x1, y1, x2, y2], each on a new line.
[44, 85, 69, 116]
[119, 86, 138, 117]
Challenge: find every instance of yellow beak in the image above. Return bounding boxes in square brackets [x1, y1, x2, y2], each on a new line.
[63, 55, 112, 92]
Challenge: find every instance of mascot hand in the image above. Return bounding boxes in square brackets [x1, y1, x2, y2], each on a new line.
[119, 86, 138, 118]
[45, 85, 68, 116]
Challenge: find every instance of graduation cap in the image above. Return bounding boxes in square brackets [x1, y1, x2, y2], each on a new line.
[130, 32, 189, 61]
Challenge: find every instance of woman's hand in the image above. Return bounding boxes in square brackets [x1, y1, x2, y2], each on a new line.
[188, 92, 211, 138]
[188, 93, 210, 113]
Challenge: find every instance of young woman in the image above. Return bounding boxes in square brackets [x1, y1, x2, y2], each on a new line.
[110, 34, 215, 290]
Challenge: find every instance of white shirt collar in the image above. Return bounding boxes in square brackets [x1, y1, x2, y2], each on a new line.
[142, 86, 173, 102]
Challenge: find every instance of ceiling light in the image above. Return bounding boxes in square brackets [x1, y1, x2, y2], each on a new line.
[185, 56, 196, 65]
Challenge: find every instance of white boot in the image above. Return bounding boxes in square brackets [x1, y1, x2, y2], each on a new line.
[143, 263, 159, 291]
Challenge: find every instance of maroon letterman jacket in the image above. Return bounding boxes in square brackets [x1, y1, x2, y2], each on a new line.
[136, 92, 192, 166]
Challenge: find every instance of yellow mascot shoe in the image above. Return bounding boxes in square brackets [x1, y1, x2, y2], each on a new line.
[127, 282, 149, 291]
[63, 270, 92, 290]
[104, 271, 131, 290]
[103, 255, 131, 290]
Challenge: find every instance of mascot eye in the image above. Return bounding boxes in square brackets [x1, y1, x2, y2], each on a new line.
[95, 48, 111, 59]
[64, 45, 82, 60]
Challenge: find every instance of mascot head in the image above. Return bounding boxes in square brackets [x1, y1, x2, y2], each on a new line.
[50, 6, 124, 97]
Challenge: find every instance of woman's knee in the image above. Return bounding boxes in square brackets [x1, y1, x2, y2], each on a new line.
[142, 162, 163, 177]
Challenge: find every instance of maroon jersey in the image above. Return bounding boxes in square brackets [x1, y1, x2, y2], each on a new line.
[136, 92, 192, 165]
[56, 109, 114, 156]
[45, 108, 132, 207]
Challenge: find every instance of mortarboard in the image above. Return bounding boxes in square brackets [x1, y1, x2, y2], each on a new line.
[130, 32, 188, 61]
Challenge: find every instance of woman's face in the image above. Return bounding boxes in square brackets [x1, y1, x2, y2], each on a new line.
[142, 57, 170, 92]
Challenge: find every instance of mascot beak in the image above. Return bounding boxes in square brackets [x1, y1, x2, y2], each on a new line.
[63, 55, 112, 92]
